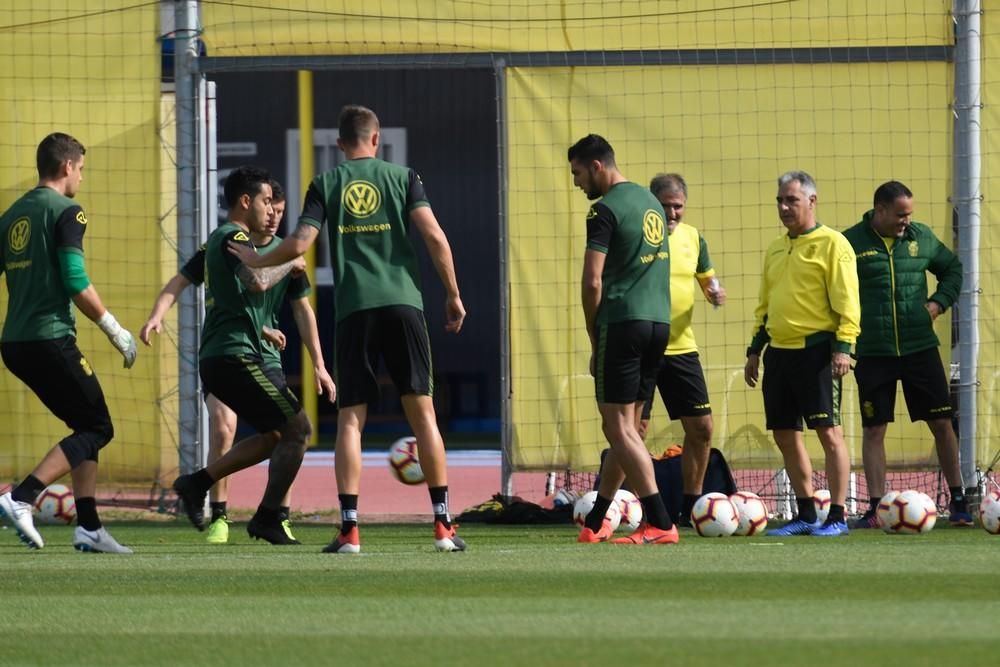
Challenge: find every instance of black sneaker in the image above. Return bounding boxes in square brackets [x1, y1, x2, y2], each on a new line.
[851, 510, 880, 529]
[677, 514, 693, 529]
[247, 515, 301, 545]
[172, 474, 207, 531]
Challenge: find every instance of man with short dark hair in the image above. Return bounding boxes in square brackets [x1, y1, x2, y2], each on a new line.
[0, 132, 137, 552]
[172, 166, 322, 545]
[568, 134, 677, 545]
[745, 170, 860, 537]
[843, 181, 971, 527]
[142, 179, 333, 544]
[229, 105, 468, 553]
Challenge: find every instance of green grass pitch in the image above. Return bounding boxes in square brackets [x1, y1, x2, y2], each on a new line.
[1, 522, 998, 666]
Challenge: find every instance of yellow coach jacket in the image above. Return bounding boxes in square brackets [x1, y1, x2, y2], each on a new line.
[748, 224, 861, 354]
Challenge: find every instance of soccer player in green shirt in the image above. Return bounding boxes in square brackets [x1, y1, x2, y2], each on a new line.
[172, 166, 326, 545]
[568, 134, 678, 546]
[228, 105, 467, 553]
[141, 181, 333, 543]
[0, 132, 136, 553]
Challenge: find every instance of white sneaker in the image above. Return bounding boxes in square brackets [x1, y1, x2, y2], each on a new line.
[0, 492, 44, 549]
[73, 526, 133, 554]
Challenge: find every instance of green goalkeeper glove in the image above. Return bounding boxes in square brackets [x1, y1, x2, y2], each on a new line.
[97, 311, 137, 369]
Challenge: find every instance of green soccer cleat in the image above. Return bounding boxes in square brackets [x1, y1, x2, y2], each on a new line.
[205, 516, 230, 544]
[281, 518, 297, 543]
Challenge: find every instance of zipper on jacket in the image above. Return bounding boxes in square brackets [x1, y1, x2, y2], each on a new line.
[887, 243, 900, 354]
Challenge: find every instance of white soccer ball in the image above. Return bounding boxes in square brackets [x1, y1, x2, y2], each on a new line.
[613, 489, 643, 531]
[387, 437, 425, 485]
[34, 483, 76, 525]
[691, 492, 739, 537]
[812, 489, 832, 524]
[572, 490, 622, 532]
[729, 491, 769, 536]
[883, 490, 937, 534]
[980, 489, 1000, 534]
[876, 490, 901, 531]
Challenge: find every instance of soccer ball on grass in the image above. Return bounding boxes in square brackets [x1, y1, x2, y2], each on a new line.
[881, 490, 937, 534]
[980, 489, 1000, 534]
[691, 492, 739, 537]
[572, 490, 622, 532]
[613, 489, 643, 531]
[729, 491, 769, 536]
[812, 489, 832, 524]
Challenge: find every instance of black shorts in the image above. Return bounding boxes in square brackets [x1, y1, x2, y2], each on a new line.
[1, 336, 113, 445]
[593, 320, 670, 404]
[762, 341, 841, 431]
[199, 354, 301, 433]
[854, 348, 953, 426]
[335, 305, 433, 408]
[641, 352, 713, 420]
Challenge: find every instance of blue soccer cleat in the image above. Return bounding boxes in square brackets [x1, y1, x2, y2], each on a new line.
[812, 520, 850, 537]
[766, 518, 821, 536]
[948, 510, 974, 527]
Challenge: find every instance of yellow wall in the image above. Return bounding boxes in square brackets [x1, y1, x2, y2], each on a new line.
[507, 62, 953, 470]
[201, 0, 950, 56]
[0, 2, 165, 484]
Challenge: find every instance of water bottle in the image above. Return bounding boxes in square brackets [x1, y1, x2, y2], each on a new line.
[707, 276, 721, 310]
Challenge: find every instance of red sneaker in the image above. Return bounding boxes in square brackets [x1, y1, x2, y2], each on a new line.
[434, 520, 467, 552]
[322, 526, 360, 554]
[612, 523, 679, 545]
[577, 518, 614, 543]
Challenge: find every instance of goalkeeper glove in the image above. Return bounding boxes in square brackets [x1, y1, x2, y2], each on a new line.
[97, 311, 137, 369]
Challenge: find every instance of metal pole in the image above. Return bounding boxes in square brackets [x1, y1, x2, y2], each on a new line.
[201, 79, 217, 466]
[298, 70, 318, 444]
[953, 0, 981, 491]
[495, 57, 514, 498]
[175, 0, 203, 474]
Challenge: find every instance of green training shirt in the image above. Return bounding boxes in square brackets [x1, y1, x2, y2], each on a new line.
[198, 222, 271, 360]
[299, 157, 428, 322]
[585, 181, 671, 325]
[184, 236, 310, 368]
[0, 186, 88, 342]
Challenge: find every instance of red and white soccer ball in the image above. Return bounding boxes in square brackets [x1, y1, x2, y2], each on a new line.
[980, 488, 1000, 534]
[876, 490, 901, 530]
[729, 491, 769, 536]
[691, 492, 739, 537]
[572, 491, 622, 532]
[388, 437, 425, 485]
[882, 489, 937, 534]
[34, 483, 76, 525]
[613, 489, 643, 531]
[812, 489, 832, 524]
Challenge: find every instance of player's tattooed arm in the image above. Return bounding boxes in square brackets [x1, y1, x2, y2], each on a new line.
[292, 222, 314, 242]
[237, 256, 306, 292]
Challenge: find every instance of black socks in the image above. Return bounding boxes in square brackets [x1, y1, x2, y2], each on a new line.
[430, 486, 451, 528]
[210, 502, 227, 522]
[75, 497, 101, 531]
[339, 494, 358, 535]
[11, 475, 45, 505]
[796, 497, 818, 524]
[584, 494, 613, 532]
[640, 494, 673, 530]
